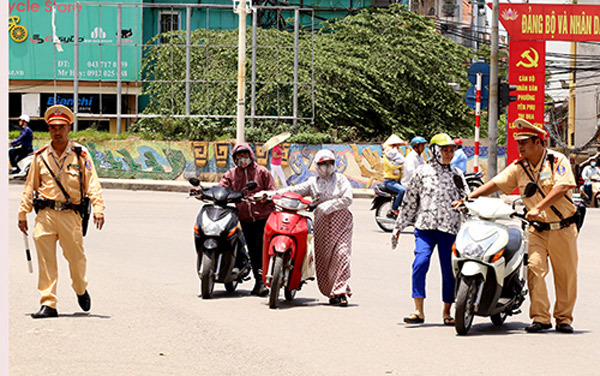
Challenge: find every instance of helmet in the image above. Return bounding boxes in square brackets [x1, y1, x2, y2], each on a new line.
[430, 133, 456, 147]
[19, 114, 30, 123]
[314, 149, 335, 164]
[232, 145, 252, 158]
[410, 136, 427, 147]
[453, 138, 463, 146]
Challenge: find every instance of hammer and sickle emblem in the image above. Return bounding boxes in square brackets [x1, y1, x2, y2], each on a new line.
[516, 48, 539, 68]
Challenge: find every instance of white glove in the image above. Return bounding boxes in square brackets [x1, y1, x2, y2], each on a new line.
[391, 228, 400, 250]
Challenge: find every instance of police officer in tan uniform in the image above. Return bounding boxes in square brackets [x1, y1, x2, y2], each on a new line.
[457, 119, 578, 333]
[17, 105, 106, 319]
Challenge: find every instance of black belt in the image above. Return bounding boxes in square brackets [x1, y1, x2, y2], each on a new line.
[531, 215, 577, 232]
[34, 198, 78, 212]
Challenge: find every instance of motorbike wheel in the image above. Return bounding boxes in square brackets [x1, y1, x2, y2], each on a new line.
[225, 280, 239, 293]
[284, 286, 296, 301]
[374, 200, 395, 233]
[201, 253, 216, 299]
[269, 255, 284, 309]
[491, 312, 508, 326]
[455, 277, 478, 335]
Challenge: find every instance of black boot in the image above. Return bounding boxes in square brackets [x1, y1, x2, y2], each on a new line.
[251, 273, 269, 297]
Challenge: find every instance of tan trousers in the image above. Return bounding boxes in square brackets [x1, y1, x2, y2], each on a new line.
[33, 208, 88, 309]
[528, 224, 578, 325]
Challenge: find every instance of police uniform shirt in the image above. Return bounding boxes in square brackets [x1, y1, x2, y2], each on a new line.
[492, 149, 576, 223]
[18, 141, 105, 221]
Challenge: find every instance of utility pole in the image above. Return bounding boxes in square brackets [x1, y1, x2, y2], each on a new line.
[568, 0, 578, 147]
[487, 0, 500, 179]
[234, 0, 250, 144]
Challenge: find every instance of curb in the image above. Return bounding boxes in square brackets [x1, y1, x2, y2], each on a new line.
[10, 178, 375, 199]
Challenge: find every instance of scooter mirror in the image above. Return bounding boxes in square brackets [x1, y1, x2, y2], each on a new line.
[523, 182, 538, 198]
[245, 181, 258, 191]
[453, 174, 465, 191]
[189, 177, 201, 187]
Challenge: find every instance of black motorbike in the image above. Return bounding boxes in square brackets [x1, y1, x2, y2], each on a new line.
[189, 178, 257, 299]
[371, 184, 398, 232]
[464, 171, 485, 191]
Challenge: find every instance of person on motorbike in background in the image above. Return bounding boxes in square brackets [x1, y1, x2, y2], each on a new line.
[581, 159, 600, 204]
[382, 134, 407, 218]
[273, 149, 354, 306]
[451, 138, 468, 173]
[9, 114, 34, 174]
[401, 136, 427, 187]
[220, 143, 277, 297]
[392, 133, 467, 325]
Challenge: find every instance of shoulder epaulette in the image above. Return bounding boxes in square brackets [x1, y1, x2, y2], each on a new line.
[34, 145, 49, 155]
[72, 143, 88, 158]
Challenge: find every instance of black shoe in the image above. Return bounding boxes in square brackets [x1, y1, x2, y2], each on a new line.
[338, 295, 348, 307]
[329, 296, 340, 305]
[31, 305, 58, 319]
[77, 290, 91, 312]
[251, 279, 269, 297]
[525, 321, 552, 333]
[556, 323, 574, 333]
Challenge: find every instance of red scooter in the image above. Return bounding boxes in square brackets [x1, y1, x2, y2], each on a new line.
[259, 191, 315, 309]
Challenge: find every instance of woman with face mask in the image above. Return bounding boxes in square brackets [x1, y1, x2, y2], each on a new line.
[392, 133, 468, 326]
[276, 149, 354, 306]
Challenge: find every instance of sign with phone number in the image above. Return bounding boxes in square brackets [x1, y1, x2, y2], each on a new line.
[8, 0, 141, 81]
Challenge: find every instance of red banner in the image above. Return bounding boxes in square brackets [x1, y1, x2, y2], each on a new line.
[507, 40, 546, 163]
[496, 3, 600, 41]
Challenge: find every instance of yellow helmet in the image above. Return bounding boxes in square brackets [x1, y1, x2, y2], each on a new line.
[430, 133, 456, 147]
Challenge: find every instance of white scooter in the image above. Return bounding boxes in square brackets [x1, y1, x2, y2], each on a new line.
[451, 177, 529, 335]
[581, 174, 600, 208]
[8, 147, 34, 180]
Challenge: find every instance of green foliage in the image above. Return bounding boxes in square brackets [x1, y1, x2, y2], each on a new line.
[134, 5, 475, 143]
[10, 130, 135, 142]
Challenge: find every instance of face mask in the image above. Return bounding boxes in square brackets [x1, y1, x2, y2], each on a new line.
[592, 161, 597, 167]
[235, 157, 251, 169]
[317, 163, 335, 179]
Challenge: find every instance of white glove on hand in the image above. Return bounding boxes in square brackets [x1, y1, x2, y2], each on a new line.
[391, 228, 400, 250]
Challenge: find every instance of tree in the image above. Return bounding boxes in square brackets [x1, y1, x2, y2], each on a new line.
[133, 5, 474, 143]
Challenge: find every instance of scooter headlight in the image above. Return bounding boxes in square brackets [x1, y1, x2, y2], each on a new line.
[273, 197, 309, 211]
[201, 212, 232, 236]
[460, 230, 499, 258]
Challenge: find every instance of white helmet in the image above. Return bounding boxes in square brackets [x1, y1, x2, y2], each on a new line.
[314, 149, 335, 164]
[19, 114, 30, 123]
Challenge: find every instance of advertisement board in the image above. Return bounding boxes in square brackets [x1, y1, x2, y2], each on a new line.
[9, 0, 141, 81]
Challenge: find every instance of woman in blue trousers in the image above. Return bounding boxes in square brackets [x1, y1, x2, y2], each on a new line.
[392, 133, 467, 325]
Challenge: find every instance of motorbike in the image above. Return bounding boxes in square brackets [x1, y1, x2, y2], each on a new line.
[8, 147, 34, 180]
[259, 191, 315, 309]
[580, 174, 600, 208]
[371, 183, 398, 232]
[189, 178, 257, 299]
[464, 171, 485, 191]
[451, 175, 528, 335]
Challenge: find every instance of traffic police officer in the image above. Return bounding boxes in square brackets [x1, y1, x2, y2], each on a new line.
[460, 119, 578, 333]
[17, 105, 106, 319]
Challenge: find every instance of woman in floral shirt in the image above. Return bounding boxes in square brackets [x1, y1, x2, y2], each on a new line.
[392, 133, 468, 325]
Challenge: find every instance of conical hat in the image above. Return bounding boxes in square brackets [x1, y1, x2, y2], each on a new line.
[383, 134, 406, 147]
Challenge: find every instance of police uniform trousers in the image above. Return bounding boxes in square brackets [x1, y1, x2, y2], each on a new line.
[528, 223, 578, 325]
[33, 208, 88, 308]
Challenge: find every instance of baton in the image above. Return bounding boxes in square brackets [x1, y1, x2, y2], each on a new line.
[23, 233, 33, 274]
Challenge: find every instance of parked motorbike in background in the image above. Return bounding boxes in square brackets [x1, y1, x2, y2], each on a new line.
[8, 146, 33, 180]
[189, 178, 257, 299]
[451, 175, 528, 335]
[258, 191, 315, 309]
[371, 183, 397, 232]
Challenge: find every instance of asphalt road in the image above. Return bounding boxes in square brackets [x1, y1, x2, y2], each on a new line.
[7, 185, 600, 375]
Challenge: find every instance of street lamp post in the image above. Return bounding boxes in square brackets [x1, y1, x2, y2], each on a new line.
[234, 0, 251, 144]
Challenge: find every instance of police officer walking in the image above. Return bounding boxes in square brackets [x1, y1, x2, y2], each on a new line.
[461, 119, 578, 333]
[17, 105, 106, 319]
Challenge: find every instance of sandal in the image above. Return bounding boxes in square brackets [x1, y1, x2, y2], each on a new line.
[403, 313, 425, 324]
[338, 295, 348, 307]
[329, 296, 340, 305]
[443, 317, 455, 326]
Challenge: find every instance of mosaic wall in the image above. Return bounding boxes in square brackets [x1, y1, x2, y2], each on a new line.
[30, 140, 507, 188]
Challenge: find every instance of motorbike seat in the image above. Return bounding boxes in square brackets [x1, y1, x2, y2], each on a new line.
[375, 183, 395, 196]
[504, 227, 522, 262]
